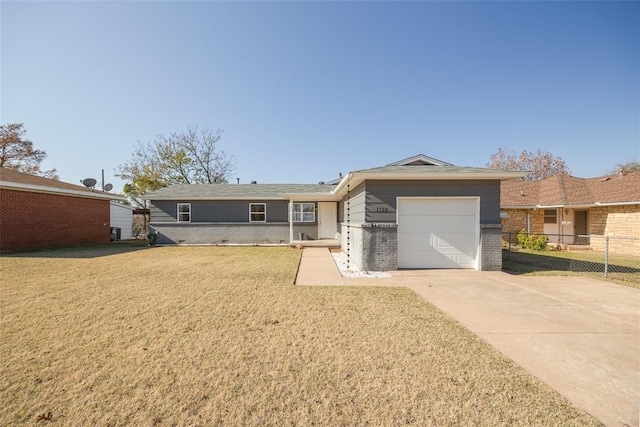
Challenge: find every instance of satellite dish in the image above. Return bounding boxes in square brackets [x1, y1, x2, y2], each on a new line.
[103, 183, 113, 192]
[82, 178, 97, 188]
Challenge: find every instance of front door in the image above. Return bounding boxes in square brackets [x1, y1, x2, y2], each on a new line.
[318, 202, 337, 239]
[574, 210, 589, 245]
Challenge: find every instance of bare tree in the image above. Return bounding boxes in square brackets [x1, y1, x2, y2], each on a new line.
[0, 123, 58, 179]
[487, 147, 570, 180]
[608, 161, 640, 175]
[117, 126, 235, 206]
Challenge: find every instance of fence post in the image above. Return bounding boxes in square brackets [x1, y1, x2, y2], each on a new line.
[604, 236, 609, 277]
[508, 232, 512, 261]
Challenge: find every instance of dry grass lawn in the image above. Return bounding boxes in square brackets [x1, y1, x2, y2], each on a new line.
[1, 244, 600, 426]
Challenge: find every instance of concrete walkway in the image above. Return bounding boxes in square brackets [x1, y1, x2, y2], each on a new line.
[295, 248, 640, 426]
[294, 247, 345, 286]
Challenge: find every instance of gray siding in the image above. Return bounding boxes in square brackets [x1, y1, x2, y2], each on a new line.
[339, 182, 366, 224]
[150, 200, 290, 223]
[364, 180, 501, 224]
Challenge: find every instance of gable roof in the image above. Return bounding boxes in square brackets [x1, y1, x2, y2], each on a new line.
[386, 154, 453, 166]
[143, 183, 333, 200]
[0, 167, 124, 201]
[501, 172, 640, 208]
[144, 154, 528, 201]
[351, 153, 525, 178]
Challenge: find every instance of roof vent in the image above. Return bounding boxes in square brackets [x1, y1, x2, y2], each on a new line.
[318, 181, 325, 185]
[251, 180, 257, 184]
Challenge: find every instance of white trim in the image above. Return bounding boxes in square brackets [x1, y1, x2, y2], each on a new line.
[318, 202, 338, 239]
[504, 202, 640, 210]
[288, 201, 294, 243]
[0, 180, 125, 201]
[594, 201, 640, 207]
[291, 202, 316, 223]
[249, 203, 266, 222]
[143, 196, 288, 201]
[177, 203, 191, 222]
[278, 193, 336, 202]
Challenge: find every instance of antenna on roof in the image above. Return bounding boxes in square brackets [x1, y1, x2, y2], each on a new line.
[82, 178, 97, 190]
[81, 169, 113, 192]
[101, 169, 113, 192]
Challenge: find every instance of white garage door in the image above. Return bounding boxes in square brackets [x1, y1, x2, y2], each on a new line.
[397, 197, 478, 269]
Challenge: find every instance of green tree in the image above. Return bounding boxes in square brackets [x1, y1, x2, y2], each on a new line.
[0, 123, 58, 179]
[487, 147, 570, 180]
[117, 126, 234, 206]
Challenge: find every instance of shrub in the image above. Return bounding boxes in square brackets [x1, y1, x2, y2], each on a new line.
[516, 229, 548, 250]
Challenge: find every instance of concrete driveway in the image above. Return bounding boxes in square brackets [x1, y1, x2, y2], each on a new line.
[296, 249, 639, 425]
[385, 270, 640, 427]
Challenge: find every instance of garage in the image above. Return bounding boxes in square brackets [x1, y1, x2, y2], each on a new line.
[397, 197, 479, 269]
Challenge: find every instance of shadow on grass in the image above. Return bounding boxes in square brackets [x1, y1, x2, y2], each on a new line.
[503, 250, 640, 274]
[502, 250, 640, 288]
[1, 240, 152, 259]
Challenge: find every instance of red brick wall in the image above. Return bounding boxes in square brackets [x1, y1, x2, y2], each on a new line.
[0, 189, 111, 253]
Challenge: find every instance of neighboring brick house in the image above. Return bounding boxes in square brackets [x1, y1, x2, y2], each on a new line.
[501, 172, 640, 254]
[0, 168, 125, 253]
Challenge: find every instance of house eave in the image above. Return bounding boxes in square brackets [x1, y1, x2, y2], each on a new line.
[334, 170, 527, 198]
[279, 192, 340, 201]
[0, 180, 125, 201]
[594, 201, 640, 207]
[143, 196, 288, 201]
[501, 201, 640, 210]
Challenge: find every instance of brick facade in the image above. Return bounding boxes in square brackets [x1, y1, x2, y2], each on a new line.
[480, 224, 503, 271]
[589, 205, 640, 254]
[0, 189, 111, 253]
[361, 224, 398, 271]
[151, 223, 314, 245]
[501, 205, 639, 254]
[501, 208, 544, 234]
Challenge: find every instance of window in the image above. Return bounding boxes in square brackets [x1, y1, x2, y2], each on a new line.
[544, 209, 557, 224]
[250, 203, 266, 222]
[177, 203, 191, 222]
[292, 203, 315, 222]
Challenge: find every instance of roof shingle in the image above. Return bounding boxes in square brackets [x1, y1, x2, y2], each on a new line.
[501, 172, 640, 207]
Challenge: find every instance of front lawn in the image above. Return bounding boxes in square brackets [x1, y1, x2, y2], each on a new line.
[1, 245, 598, 425]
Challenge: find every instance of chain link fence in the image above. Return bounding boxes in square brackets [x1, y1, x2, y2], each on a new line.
[502, 232, 640, 283]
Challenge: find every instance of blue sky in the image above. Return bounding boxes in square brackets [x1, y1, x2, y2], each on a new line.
[2, 1, 638, 193]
